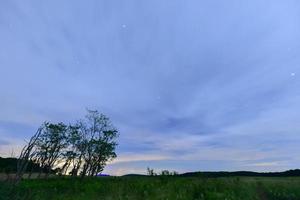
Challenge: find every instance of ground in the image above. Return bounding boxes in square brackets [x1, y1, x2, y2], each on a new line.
[1, 176, 300, 200]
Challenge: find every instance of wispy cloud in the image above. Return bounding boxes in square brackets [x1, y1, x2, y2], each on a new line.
[1, 0, 300, 174]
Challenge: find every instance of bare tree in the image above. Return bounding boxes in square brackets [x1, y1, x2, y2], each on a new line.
[147, 167, 156, 176]
[16, 127, 42, 183]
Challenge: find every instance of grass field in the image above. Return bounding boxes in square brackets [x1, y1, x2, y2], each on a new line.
[1, 176, 300, 200]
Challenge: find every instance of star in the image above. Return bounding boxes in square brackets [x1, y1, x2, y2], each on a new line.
[291, 73, 296, 77]
[122, 24, 127, 28]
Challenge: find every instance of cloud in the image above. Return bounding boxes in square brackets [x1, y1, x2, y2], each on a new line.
[246, 162, 282, 167]
[0, 0, 300, 173]
[111, 153, 169, 164]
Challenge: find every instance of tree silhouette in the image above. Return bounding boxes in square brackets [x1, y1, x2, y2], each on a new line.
[16, 109, 119, 180]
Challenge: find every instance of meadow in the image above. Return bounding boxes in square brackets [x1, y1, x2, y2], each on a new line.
[1, 176, 300, 200]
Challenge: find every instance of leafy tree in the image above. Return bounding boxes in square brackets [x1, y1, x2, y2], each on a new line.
[16, 109, 119, 180]
[79, 110, 118, 177]
[35, 122, 68, 178]
[63, 124, 85, 176]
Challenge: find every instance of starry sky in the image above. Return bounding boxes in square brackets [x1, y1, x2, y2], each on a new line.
[0, 0, 300, 175]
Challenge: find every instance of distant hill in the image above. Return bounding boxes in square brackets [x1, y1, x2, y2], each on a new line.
[122, 174, 147, 177]
[123, 169, 300, 177]
[180, 170, 300, 177]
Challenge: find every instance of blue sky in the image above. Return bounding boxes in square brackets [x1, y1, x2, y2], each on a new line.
[0, 0, 300, 175]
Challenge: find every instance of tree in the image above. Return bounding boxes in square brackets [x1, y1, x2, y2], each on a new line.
[147, 167, 156, 176]
[79, 110, 118, 178]
[17, 109, 119, 180]
[35, 122, 68, 178]
[63, 124, 84, 176]
[160, 170, 178, 176]
[161, 170, 170, 176]
[16, 127, 42, 183]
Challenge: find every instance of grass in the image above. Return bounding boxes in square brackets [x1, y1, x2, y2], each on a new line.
[1, 176, 300, 200]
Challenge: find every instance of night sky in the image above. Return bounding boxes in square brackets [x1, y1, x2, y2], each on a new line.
[1, 1, 300, 175]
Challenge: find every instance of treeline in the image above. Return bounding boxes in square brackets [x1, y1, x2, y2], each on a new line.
[0, 157, 44, 173]
[16, 110, 118, 181]
[146, 167, 178, 176]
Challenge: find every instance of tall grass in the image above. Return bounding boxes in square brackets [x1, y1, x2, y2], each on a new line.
[1, 176, 300, 200]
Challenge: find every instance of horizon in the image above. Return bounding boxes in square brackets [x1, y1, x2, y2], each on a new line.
[1, 1, 300, 176]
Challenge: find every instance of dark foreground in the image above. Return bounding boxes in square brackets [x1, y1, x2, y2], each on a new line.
[1, 176, 300, 200]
